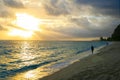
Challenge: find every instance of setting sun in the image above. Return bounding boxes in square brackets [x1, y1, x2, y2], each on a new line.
[9, 13, 41, 38]
[15, 13, 40, 31]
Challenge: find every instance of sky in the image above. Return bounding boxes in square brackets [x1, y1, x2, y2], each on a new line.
[0, 0, 120, 40]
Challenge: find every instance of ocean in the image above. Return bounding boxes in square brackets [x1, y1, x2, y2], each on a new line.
[0, 40, 107, 80]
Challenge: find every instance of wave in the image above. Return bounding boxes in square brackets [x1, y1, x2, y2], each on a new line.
[76, 48, 90, 54]
[0, 41, 108, 79]
[0, 59, 61, 78]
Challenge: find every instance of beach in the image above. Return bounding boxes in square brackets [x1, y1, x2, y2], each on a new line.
[40, 42, 120, 80]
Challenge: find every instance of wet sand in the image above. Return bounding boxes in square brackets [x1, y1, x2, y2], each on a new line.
[40, 42, 120, 80]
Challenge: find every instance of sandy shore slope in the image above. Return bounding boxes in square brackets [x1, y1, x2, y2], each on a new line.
[40, 42, 120, 80]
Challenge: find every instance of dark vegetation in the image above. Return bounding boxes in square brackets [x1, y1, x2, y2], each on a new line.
[100, 24, 120, 41]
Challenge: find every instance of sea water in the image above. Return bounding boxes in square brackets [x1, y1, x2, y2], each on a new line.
[0, 40, 107, 80]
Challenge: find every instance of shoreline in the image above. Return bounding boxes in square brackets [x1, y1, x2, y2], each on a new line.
[40, 42, 120, 80]
[39, 42, 107, 79]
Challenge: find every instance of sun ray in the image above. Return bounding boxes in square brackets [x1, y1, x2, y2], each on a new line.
[9, 13, 41, 39]
[9, 29, 33, 38]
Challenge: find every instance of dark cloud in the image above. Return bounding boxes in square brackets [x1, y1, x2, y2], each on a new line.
[43, 0, 70, 16]
[46, 16, 120, 38]
[69, 17, 120, 37]
[40, 15, 120, 38]
[3, 0, 24, 8]
[42, 0, 120, 17]
[75, 0, 119, 9]
[74, 0, 120, 18]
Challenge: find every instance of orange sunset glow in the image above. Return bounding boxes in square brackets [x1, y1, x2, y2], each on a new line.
[0, 0, 119, 40]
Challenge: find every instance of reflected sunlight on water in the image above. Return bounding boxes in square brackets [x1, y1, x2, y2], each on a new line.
[7, 41, 51, 80]
[0, 40, 107, 80]
[9, 65, 50, 80]
[25, 70, 36, 79]
[20, 42, 33, 60]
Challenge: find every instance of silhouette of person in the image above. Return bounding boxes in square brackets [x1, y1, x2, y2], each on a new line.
[106, 42, 109, 46]
[91, 45, 94, 54]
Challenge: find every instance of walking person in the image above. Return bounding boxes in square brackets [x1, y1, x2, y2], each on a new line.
[91, 45, 94, 54]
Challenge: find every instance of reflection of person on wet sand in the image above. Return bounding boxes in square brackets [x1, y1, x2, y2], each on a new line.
[91, 45, 94, 54]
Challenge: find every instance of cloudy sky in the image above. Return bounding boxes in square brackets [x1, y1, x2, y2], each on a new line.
[0, 0, 120, 40]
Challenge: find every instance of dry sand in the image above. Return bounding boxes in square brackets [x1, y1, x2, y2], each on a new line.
[40, 42, 120, 80]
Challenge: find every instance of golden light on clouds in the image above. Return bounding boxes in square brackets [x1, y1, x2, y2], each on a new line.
[9, 29, 33, 38]
[8, 13, 41, 39]
[0, 0, 119, 40]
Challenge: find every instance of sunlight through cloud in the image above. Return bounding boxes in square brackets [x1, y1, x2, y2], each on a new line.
[15, 13, 40, 31]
